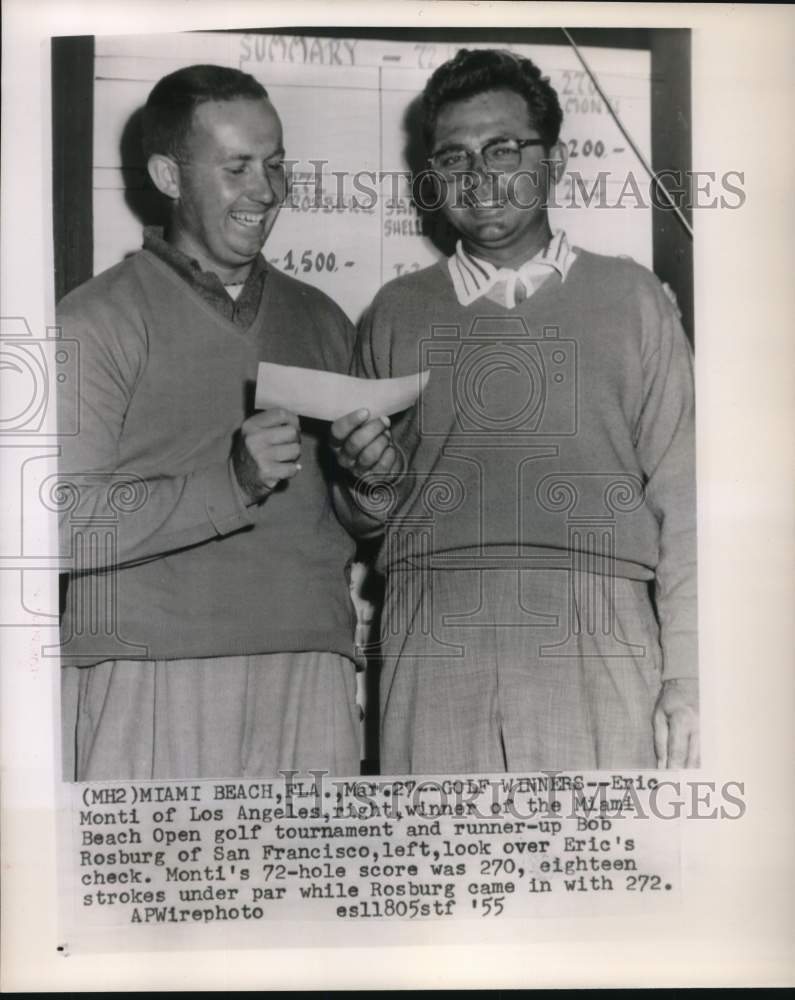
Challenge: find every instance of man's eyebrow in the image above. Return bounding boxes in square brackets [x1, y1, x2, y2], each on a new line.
[432, 134, 515, 154]
[222, 146, 286, 161]
[430, 141, 467, 154]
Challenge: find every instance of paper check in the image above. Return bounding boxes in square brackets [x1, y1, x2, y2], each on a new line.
[255, 362, 430, 421]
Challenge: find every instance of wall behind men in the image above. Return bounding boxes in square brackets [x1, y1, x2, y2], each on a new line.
[53, 28, 692, 339]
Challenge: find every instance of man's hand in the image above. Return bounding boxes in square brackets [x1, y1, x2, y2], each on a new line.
[232, 407, 301, 504]
[653, 678, 700, 768]
[330, 408, 402, 480]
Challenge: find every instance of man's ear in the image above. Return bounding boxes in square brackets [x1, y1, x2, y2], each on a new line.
[147, 153, 181, 200]
[547, 141, 569, 184]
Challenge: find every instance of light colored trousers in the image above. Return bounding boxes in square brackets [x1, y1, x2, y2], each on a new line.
[62, 651, 360, 781]
[379, 566, 663, 775]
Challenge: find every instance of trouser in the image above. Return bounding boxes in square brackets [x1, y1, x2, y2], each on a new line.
[379, 566, 663, 775]
[62, 651, 360, 781]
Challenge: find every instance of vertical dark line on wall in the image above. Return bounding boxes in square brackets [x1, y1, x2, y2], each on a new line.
[378, 64, 384, 288]
[651, 29, 694, 346]
[52, 35, 95, 303]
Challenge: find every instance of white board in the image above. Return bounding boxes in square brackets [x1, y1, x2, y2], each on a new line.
[93, 31, 652, 321]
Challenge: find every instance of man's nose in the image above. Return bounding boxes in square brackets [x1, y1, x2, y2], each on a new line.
[469, 148, 490, 174]
[465, 152, 499, 198]
[246, 166, 279, 204]
[467, 150, 502, 191]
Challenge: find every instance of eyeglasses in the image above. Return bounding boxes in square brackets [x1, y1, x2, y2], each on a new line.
[427, 137, 546, 175]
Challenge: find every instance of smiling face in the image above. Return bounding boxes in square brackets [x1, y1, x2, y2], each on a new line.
[165, 97, 286, 283]
[431, 88, 566, 267]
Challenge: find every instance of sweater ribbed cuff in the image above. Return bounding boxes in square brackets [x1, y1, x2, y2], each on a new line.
[203, 460, 254, 536]
[660, 632, 699, 682]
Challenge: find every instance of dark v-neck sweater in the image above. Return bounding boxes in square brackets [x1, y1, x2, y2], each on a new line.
[57, 247, 357, 667]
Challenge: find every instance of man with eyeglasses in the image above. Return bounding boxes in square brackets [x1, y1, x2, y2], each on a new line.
[57, 65, 362, 779]
[332, 48, 698, 775]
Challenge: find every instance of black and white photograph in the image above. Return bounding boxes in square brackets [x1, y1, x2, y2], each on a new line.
[53, 25, 697, 782]
[1, 0, 793, 991]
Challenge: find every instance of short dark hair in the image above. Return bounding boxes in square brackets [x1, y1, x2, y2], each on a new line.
[421, 48, 563, 150]
[142, 64, 269, 160]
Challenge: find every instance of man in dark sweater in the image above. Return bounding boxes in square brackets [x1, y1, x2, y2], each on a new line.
[58, 65, 362, 780]
[332, 48, 699, 774]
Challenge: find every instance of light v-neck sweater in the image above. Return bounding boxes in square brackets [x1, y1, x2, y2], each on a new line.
[352, 250, 697, 681]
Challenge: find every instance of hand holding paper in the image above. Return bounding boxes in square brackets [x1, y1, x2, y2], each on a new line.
[255, 362, 430, 421]
[330, 408, 402, 482]
[231, 407, 302, 504]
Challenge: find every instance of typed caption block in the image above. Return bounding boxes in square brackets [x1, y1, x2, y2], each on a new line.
[56, 770, 705, 949]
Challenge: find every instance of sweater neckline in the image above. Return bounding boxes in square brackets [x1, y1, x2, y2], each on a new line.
[140, 250, 273, 339]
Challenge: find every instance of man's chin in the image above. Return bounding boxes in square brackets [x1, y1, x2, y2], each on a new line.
[228, 235, 268, 260]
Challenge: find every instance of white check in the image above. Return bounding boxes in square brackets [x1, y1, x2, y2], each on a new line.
[255, 362, 430, 421]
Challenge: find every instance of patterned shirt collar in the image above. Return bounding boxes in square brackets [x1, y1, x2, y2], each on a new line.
[448, 229, 578, 308]
[142, 226, 268, 328]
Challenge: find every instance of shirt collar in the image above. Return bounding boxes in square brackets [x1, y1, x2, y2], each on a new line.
[448, 230, 577, 307]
